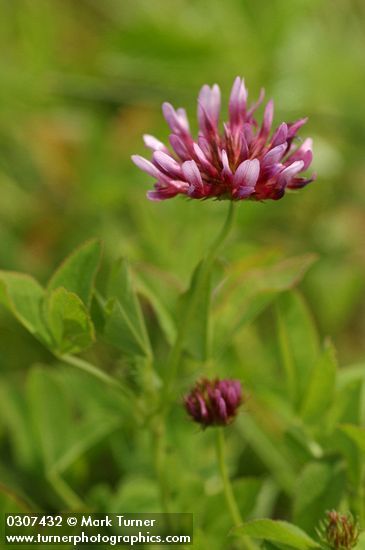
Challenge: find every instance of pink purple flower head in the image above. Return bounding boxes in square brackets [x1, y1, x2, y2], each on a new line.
[132, 77, 315, 201]
[184, 378, 243, 427]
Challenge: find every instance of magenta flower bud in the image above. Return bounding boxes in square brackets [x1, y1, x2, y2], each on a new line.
[132, 76, 315, 202]
[184, 378, 243, 427]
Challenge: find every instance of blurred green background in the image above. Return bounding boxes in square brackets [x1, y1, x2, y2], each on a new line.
[1, 0, 365, 528]
[1, 0, 365, 366]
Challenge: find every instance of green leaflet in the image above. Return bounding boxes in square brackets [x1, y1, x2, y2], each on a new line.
[232, 519, 319, 550]
[47, 239, 102, 308]
[101, 258, 152, 358]
[293, 462, 345, 534]
[276, 290, 320, 410]
[45, 287, 95, 354]
[177, 258, 213, 361]
[338, 424, 365, 454]
[0, 240, 101, 356]
[300, 340, 337, 425]
[0, 271, 50, 346]
[214, 254, 317, 357]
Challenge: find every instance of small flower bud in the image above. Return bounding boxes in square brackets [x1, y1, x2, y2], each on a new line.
[317, 510, 360, 550]
[184, 378, 243, 427]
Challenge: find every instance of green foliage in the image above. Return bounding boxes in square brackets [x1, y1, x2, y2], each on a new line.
[1, 1, 365, 546]
[214, 254, 317, 357]
[47, 239, 102, 308]
[300, 340, 337, 425]
[45, 288, 95, 354]
[293, 462, 346, 534]
[237, 414, 297, 496]
[135, 276, 176, 346]
[177, 258, 213, 361]
[276, 290, 320, 410]
[338, 425, 365, 455]
[101, 258, 152, 358]
[2, 236, 363, 544]
[0, 272, 50, 346]
[0, 240, 100, 357]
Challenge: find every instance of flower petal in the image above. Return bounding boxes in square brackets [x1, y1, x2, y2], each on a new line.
[131, 155, 165, 180]
[270, 123, 288, 147]
[259, 99, 274, 141]
[198, 83, 221, 129]
[193, 143, 218, 176]
[143, 134, 169, 153]
[287, 173, 316, 189]
[182, 160, 204, 192]
[169, 134, 191, 160]
[229, 77, 247, 126]
[294, 149, 312, 171]
[246, 88, 265, 119]
[287, 138, 313, 170]
[221, 149, 233, 180]
[197, 136, 213, 160]
[153, 151, 182, 178]
[146, 178, 189, 201]
[287, 118, 308, 138]
[147, 190, 173, 201]
[147, 187, 180, 201]
[262, 144, 287, 166]
[162, 102, 190, 134]
[279, 160, 305, 189]
[233, 158, 260, 190]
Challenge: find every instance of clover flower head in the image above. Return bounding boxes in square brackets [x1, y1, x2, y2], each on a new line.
[184, 378, 243, 427]
[132, 76, 315, 201]
[317, 510, 360, 550]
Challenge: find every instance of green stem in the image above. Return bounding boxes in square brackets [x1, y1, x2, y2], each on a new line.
[164, 201, 236, 399]
[216, 428, 257, 550]
[206, 201, 236, 265]
[58, 354, 135, 404]
[59, 354, 122, 389]
[215, 428, 242, 527]
[47, 471, 85, 511]
[153, 418, 171, 515]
